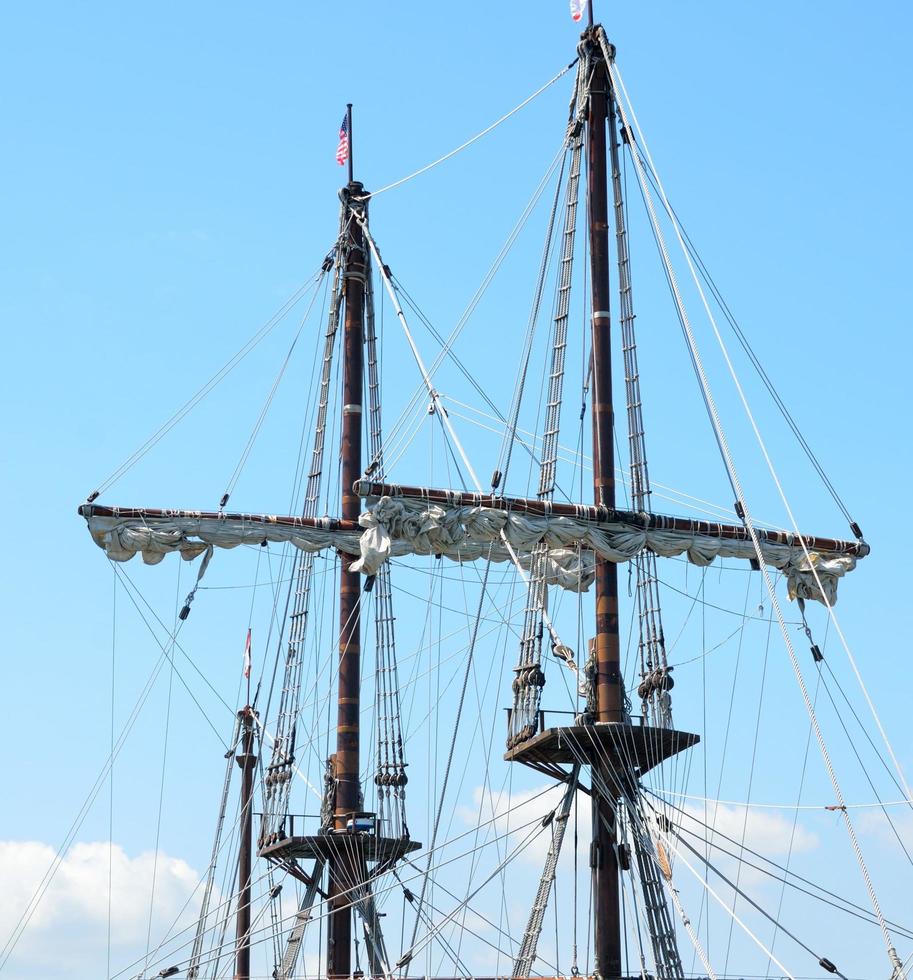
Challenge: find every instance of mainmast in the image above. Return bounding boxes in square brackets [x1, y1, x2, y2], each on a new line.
[585, 27, 624, 979]
[328, 115, 366, 977]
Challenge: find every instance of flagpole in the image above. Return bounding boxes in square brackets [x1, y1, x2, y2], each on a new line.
[244, 628, 252, 708]
[346, 103, 353, 183]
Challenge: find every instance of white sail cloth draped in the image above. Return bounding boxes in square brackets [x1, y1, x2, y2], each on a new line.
[84, 495, 856, 604]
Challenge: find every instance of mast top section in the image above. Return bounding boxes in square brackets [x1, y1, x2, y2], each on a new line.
[346, 102, 354, 184]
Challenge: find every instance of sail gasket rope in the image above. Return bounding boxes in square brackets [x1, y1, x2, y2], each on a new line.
[601, 30, 906, 978]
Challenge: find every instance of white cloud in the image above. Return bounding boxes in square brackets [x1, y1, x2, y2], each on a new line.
[0, 839, 201, 979]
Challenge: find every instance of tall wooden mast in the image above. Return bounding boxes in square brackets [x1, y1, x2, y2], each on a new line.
[327, 125, 366, 976]
[234, 707, 257, 980]
[586, 26, 624, 979]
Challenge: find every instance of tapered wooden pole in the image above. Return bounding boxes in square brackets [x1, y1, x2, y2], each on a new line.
[586, 32, 623, 980]
[327, 176, 366, 980]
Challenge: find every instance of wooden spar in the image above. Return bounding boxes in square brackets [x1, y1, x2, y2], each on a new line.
[78, 503, 360, 533]
[327, 180, 367, 980]
[352, 482, 869, 558]
[78, 496, 868, 566]
[235, 707, 257, 980]
[585, 31, 623, 979]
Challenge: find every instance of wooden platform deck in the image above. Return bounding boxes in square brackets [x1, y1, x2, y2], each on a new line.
[504, 721, 698, 780]
[259, 831, 421, 865]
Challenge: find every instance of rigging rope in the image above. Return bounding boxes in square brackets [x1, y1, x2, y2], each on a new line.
[129, 798, 555, 979]
[363, 142, 568, 478]
[639, 162, 858, 532]
[363, 238, 410, 838]
[85, 270, 326, 502]
[405, 552, 494, 952]
[106, 570, 116, 980]
[219, 268, 331, 509]
[507, 61, 584, 747]
[262, 206, 347, 841]
[607, 80, 673, 729]
[360, 60, 577, 200]
[645, 787, 913, 944]
[0, 607, 191, 972]
[603, 37, 905, 977]
[617, 54, 913, 825]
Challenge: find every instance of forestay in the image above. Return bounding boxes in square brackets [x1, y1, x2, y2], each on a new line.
[81, 490, 866, 605]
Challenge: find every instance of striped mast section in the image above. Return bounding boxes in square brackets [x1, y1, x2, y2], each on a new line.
[328, 103, 365, 979]
[584, 21, 625, 979]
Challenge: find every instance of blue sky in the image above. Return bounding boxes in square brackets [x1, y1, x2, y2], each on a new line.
[2, 2, 912, 978]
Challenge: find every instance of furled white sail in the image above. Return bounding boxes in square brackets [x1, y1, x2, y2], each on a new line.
[82, 492, 862, 605]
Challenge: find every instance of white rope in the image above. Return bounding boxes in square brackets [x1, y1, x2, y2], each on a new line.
[87, 270, 324, 500]
[361, 61, 576, 199]
[603, 40, 905, 978]
[366, 141, 567, 482]
[665, 876, 717, 980]
[252, 714, 323, 803]
[358, 218, 482, 490]
[130, 803, 554, 980]
[615, 59, 913, 817]
[658, 827, 797, 979]
[621, 793, 716, 977]
[653, 789, 913, 811]
[443, 393, 785, 527]
[358, 218, 573, 658]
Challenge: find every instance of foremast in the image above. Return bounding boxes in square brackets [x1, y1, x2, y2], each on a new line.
[584, 27, 625, 979]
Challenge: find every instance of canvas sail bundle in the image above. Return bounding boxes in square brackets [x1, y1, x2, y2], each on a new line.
[350, 494, 862, 604]
[80, 490, 866, 604]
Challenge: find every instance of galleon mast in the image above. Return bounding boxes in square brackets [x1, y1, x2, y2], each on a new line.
[329, 102, 365, 980]
[584, 17, 625, 977]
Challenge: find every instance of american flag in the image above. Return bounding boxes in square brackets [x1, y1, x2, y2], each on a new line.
[569, 0, 588, 22]
[243, 628, 252, 680]
[336, 114, 350, 166]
